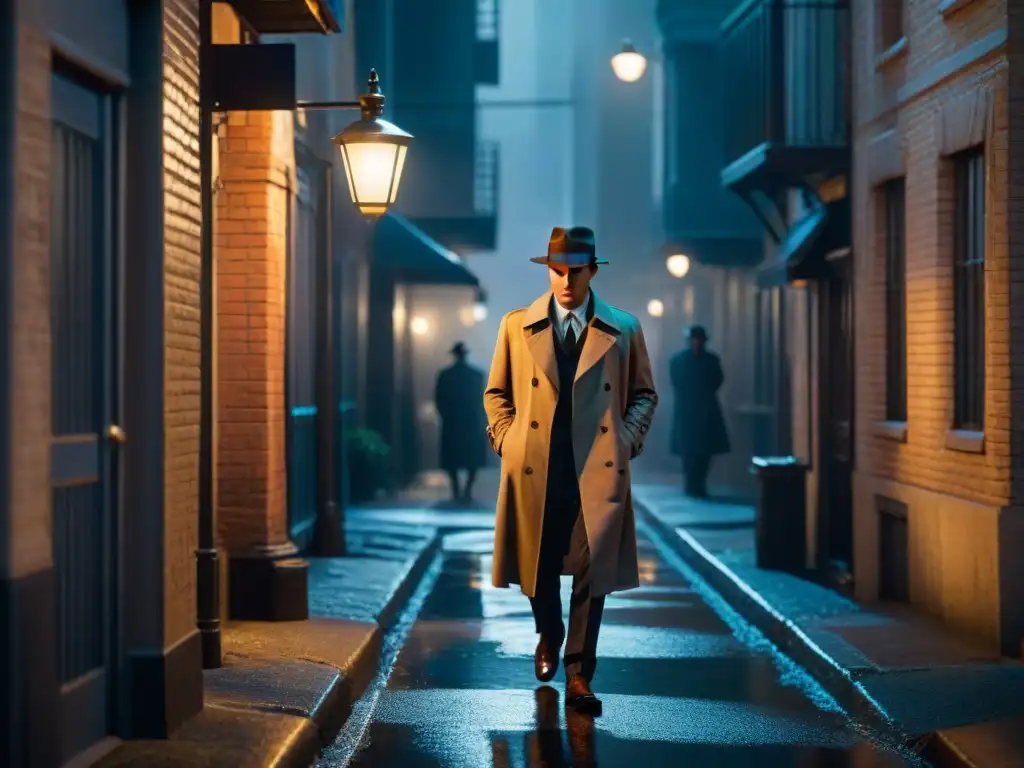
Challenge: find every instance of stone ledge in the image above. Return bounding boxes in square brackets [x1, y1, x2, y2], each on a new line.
[95, 527, 442, 767]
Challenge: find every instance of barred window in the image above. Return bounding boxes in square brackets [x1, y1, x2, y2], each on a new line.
[884, 179, 906, 422]
[952, 147, 986, 432]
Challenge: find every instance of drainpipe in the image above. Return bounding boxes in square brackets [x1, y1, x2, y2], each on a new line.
[196, 0, 222, 670]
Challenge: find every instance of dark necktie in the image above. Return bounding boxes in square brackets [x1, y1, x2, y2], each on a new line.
[564, 314, 578, 353]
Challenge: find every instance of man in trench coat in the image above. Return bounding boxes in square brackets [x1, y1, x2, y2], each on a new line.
[434, 341, 488, 502]
[483, 226, 658, 714]
[669, 325, 730, 498]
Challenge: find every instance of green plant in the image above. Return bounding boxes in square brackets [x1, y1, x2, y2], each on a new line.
[346, 427, 390, 501]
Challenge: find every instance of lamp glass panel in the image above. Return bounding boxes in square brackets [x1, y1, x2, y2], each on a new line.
[388, 145, 408, 204]
[342, 141, 401, 204]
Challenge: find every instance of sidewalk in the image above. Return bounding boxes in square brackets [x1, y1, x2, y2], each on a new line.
[96, 509, 442, 768]
[632, 480, 1024, 767]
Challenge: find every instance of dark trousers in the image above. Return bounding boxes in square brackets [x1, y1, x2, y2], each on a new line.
[683, 454, 712, 498]
[446, 468, 477, 500]
[530, 502, 606, 682]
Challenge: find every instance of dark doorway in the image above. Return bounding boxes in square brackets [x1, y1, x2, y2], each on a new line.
[50, 71, 119, 761]
[818, 251, 854, 587]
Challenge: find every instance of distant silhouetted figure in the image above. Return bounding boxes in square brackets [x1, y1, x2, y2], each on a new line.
[435, 341, 487, 502]
[669, 325, 730, 498]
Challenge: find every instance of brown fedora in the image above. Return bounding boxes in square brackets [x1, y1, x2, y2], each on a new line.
[530, 226, 608, 266]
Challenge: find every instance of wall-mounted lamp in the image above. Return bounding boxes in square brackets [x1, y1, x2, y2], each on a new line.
[647, 299, 665, 318]
[611, 39, 648, 83]
[666, 253, 691, 279]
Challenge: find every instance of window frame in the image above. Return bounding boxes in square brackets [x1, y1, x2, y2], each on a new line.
[883, 178, 907, 424]
[951, 146, 986, 434]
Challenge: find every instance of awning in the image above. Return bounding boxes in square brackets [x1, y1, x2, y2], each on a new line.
[372, 212, 480, 287]
[757, 196, 850, 287]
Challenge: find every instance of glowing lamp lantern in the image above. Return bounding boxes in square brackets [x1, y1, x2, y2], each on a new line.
[611, 40, 648, 83]
[666, 253, 691, 279]
[332, 70, 413, 219]
[647, 299, 665, 318]
[410, 316, 430, 336]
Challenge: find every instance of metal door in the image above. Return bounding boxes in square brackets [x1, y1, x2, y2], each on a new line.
[286, 158, 322, 545]
[50, 72, 119, 761]
[819, 253, 854, 582]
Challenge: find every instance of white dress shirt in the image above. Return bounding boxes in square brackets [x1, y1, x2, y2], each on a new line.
[551, 292, 590, 344]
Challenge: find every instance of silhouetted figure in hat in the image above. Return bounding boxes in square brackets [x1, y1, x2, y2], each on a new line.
[435, 341, 487, 503]
[669, 325, 730, 498]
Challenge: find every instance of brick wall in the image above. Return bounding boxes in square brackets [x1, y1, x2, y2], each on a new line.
[162, 0, 202, 646]
[215, 107, 293, 551]
[8, 13, 52, 582]
[852, 0, 1011, 643]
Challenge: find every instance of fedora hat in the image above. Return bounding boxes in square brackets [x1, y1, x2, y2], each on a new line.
[530, 226, 608, 267]
[685, 324, 708, 341]
[450, 341, 468, 356]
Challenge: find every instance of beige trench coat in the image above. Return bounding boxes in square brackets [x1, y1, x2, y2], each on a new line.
[483, 291, 658, 598]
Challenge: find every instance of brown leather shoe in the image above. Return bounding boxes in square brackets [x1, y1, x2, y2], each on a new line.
[534, 636, 560, 682]
[565, 674, 602, 715]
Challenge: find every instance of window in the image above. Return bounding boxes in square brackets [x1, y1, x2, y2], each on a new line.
[884, 179, 907, 422]
[952, 148, 986, 432]
[878, 0, 904, 50]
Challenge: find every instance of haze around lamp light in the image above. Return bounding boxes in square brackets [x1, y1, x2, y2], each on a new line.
[611, 40, 647, 83]
[666, 253, 691, 279]
[647, 299, 665, 318]
[332, 69, 413, 218]
[472, 302, 488, 322]
[410, 316, 430, 336]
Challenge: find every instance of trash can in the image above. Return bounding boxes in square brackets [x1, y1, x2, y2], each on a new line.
[750, 456, 808, 573]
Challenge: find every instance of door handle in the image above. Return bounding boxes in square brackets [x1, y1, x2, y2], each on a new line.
[106, 424, 127, 444]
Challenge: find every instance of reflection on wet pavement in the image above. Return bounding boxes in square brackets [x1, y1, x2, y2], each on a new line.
[325, 528, 921, 767]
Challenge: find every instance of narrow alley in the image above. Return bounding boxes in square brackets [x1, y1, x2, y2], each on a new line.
[317, 480, 922, 767]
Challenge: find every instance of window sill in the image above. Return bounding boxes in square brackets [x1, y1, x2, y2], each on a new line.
[875, 420, 908, 443]
[875, 37, 908, 71]
[945, 429, 985, 454]
[939, 0, 979, 19]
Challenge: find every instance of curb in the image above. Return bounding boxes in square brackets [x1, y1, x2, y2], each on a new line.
[633, 499, 960, 764]
[285, 530, 444, 766]
[377, 532, 444, 631]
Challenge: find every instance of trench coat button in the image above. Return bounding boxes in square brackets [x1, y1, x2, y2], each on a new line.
[530, 420, 539, 429]
[600, 426, 608, 433]
[532, 377, 539, 387]
[604, 383, 611, 391]
[605, 460, 613, 468]
[525, 466, 533, 475]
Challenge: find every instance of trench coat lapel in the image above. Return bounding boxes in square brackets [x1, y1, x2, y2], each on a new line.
[575, 291, 620, 382]
[522, 293, 559, 392]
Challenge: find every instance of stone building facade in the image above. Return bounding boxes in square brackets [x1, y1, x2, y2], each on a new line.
[851, 0, 1024, 653]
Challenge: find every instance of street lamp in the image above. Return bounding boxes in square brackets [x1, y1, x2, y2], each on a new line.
[666, 253, 691, 279]
[611, 39, 648, 83]
[473, 288, 488, 322]
[329, 70, 413, 218]
[411, 316, 430, 336]
[647, 299, 665, 318]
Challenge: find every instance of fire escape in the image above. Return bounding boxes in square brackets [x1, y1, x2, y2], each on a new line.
[720, 0, 851, 282]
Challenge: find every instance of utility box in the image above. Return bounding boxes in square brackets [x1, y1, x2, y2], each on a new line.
[751, 456, 808, 573]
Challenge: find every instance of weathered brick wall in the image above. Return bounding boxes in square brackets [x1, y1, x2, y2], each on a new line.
[162, 0, 202, 645]
[855, 0, 1008, 504]
[215, 107, 293, 551]
[852, 0, 1010, 642]
[8, 15, 52, 582]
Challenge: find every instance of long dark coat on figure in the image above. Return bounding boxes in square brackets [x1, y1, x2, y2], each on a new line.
[435, 360, 488, 471]
[669, 348, 731, 458]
